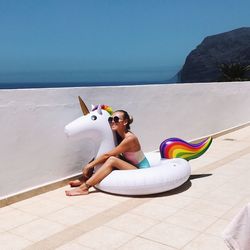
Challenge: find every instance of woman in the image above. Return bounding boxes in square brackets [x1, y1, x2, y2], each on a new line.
[65, 110, 150, 196]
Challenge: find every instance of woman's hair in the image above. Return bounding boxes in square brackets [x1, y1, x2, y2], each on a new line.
[115, 110, 133, 131]
[114, 110, 133, 146]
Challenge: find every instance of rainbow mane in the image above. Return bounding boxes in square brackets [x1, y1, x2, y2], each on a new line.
[92, 104, 113, 115]
[160, 137, 212, 161]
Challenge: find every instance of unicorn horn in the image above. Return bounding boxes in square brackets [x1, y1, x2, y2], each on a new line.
[78, 96, 89, 115]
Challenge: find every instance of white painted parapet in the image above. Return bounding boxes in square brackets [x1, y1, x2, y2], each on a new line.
[0, 81, 250, 199]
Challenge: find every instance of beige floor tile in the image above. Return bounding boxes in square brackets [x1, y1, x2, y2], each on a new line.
[215, 181, 250, 197]
[233, 178, 250, 193]
[205, 219, 231, 237]
[187, 184, 212, 196]
[130, 200, 178, 220]
[118, 236, 175, 250]
[103, 193, 131, 202]
[190, 156, 219, 169]
[0, 205, 19, 214]
[222, 201, 250, 221]
[239, 152, 250, 160]
[201, 189, 245, 207]
[182, 233, 228, 250]
[55, 241, 92, 250]
[211, 165, 246, 178]
[10, 196, 42, 208]
[44, 205, 102, 226]
[184, 199, 231, 218]
[11, 218, 66, 242]
[75, 195, 120, 210]
[141, 222, 200, 249]
[191, 174, 232, 189]
[164, 209, 218, 232]
[212, 139, 249, 152]
[229, 176, 250, 193]
[0, 209, 38, 231]
[226, 156, 250, 168]
[149, 194, 197, 209]
[15, 198, 67, 217]
[216, 167, 250, 180]
[106, 212, 158, 235]
[179, 186, 208, 199]
[181, 175, 231, 199]
[37, 186, 70, 198]
[207, 149, 235, 159]
[76, 225, 134, 249]
[0, 232, 32, 249]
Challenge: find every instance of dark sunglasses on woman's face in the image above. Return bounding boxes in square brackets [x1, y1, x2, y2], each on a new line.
[108, 116, 123, 124]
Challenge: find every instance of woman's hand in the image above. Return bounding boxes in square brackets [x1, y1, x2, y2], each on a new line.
[83, 164, 93, 178]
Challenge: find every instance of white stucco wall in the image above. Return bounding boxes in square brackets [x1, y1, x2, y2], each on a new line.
[0, 81, 250, 198]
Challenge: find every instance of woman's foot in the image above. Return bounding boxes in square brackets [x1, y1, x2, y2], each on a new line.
[65, 187, 89, 196]
[68, 179, 84, 187]
[65, 183, 90, 196]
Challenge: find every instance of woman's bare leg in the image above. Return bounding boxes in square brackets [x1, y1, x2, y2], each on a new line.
[65, 157, 137, 196]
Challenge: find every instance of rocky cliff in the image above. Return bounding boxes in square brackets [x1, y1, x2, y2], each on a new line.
[180, 27, 250, 83]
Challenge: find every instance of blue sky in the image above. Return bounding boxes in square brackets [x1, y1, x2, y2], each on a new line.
[0, 0, 250, 85]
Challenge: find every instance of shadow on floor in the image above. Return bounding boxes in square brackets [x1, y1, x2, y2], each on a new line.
[189, 173, 212, 180]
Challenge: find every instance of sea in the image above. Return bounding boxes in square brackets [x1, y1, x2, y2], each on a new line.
[0, 67, 181, 89]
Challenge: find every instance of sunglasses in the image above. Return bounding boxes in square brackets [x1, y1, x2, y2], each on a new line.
[108, 116, 123, 124]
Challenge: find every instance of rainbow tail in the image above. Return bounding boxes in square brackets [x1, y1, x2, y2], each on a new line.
[160, 137, 212, 161]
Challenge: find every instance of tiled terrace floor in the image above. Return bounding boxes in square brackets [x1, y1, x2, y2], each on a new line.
[1, 125, 250, 249]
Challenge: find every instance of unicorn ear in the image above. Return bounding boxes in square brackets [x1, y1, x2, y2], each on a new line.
[97, 104, 102, 115]
[78, 96, 89, 115]
[91, 104, 95, 111]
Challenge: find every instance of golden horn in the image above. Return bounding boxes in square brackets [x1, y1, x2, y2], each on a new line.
[78, 96, 89, 115]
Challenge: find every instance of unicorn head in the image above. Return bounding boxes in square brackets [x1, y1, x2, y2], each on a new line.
[64, 97, 116, 157]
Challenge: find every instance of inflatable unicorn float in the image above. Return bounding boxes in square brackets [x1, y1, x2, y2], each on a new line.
[64, 97, 212, 195]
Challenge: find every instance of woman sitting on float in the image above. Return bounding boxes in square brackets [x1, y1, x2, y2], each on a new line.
[65, 108, 149, 196]
[65, 97, 212, 196]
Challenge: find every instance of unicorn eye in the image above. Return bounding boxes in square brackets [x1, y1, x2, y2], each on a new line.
[91, 115, 97, 121]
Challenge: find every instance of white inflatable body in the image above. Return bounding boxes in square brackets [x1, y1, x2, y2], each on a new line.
[96, 153, 191, 195]
[65, 101, 191, 196]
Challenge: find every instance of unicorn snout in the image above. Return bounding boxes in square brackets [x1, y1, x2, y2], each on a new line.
[64, 122, 79, 137]
[64, 125, 71, 137]
[64, 116, 86, 137]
